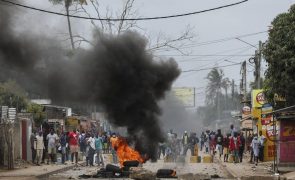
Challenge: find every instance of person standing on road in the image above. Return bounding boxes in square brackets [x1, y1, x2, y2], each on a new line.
[30, 130, 37, 164]
[68, 129, 79, 164]
[215, 129, 223, 160]
[182, 131, 190, 156]
[79, 130, 87, 157]
[258, 131, 267, 162]
[223, 133, 230, 162]
[230, 124, 236, 137]
[101, 132, 108, 154]
[46, 128, 59, 164]
[229, 132, 241, 163]
[110, 133, 118, 164]
[60, 132, 67, 164]
[35, 131, 44, 166]
[200, 132, 205, 151]
[95, 133, 104, 166]
[87, 133, 96, 166]
[239, 132, 246, 162]
[251, 134, 260, 166]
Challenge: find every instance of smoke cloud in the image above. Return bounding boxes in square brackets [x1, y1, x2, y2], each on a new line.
[0, 2, 180, 160]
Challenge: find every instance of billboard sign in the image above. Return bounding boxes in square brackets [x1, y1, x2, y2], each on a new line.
[172, 87, 195, 107]
[252, 89, 266, 108]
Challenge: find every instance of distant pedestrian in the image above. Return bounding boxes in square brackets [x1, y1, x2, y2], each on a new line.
[95, 133, 104, 166]
[210, 131, 216, 155]
[229, 132, 241, 163]
[230, 124, 237, 137]
[204, 130, 210, 153]
[68, 129, 79, 164]
[87, 133, 96, 166]
[200, 132, 205, 151]
[223, 133, 230, 162]
[60, 132, 67, 164]
[251, 134, 260, 166]
[79, 130, 87, 157]
[30, 130, 37, 164]
[102, 132, 109, 154]
[110, 133, 118, 164]
[239, 132, 245, 162]
[182, 131, 190, 156]
[215, 129, 223, 160]
[35, 131, 44, 166]
[46, 128, 58, 164]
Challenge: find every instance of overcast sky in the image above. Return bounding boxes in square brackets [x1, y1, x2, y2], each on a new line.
[10, 0, 295, 107]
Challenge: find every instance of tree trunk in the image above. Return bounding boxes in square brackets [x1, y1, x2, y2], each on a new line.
[4, 123, 14, 170]
[66, 4, 75, 50]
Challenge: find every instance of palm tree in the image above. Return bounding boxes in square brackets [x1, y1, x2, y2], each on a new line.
[49, 0, 78, 50]
[205, 68, 224, 119]
[221, 77, 231, 108]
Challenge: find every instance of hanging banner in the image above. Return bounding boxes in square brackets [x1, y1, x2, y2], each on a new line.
[252, 89, 265, 108]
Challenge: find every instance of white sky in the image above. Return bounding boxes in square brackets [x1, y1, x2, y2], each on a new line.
[10, 0, 295, 107]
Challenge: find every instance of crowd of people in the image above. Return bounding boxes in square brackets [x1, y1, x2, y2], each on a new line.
[199, 125, 267, 166]
[30, 128, 119, 167]
[157, 124, 267, 167]
[30, 125, 267, 167]
[157, 129, 199, 162]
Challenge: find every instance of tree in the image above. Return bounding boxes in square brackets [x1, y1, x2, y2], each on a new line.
[74, 0, 194, 52]
[27, 103, 46, 127]
[205, 68, 225, 121]
[205, 68, 224, 104]
[0, 81, 28, 111]
[49, 0, 81, 50]
[263, 4, 295, 106]
[221, 77, 230, 107]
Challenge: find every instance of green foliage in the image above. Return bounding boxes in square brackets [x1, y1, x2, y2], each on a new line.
[0, 81, 28, 111]
[27, 103, 46, 127]
[205, 68, 224, 105]
[263, 4, 295, 106]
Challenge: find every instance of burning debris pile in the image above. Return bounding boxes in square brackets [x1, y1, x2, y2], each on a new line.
[79, 161, 177, 179]
[0, 1, 180, 163]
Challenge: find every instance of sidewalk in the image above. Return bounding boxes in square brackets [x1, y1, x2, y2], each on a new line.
[0, 161, 83, 180]
[218, 155, 289, 180]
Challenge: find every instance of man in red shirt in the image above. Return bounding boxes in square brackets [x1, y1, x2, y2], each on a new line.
[229, 132, 241, 163]
[68, 129, 79, 164]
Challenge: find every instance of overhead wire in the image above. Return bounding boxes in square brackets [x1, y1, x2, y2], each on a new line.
[0, 0, 248, 21]
[181, 62, 242, 73]
[182, 45, 254, 71]
[155, 30, 267, 51]
[175, 45, 258, 63]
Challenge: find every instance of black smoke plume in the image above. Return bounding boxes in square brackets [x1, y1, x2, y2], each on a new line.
[0, 2, 180, 159]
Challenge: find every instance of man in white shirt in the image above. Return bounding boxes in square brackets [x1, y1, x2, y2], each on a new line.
[35, 131, 45, 166]
[87, 133, 96, 166]
[46, 128, 59, 164]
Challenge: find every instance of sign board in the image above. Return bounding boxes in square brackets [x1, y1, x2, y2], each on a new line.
[261, 103, 273, 125]
[252, 89, 266, 108]
[8, 108, 16, 123]
[172, 87, 195, 107]
[1, 106, 8, 119]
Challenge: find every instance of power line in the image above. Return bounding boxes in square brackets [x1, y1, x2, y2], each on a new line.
[181, 62, 242, 73]
[0, 0, 248, 21]
[159, 54, 252, 57]
[166, 31, 267, 49]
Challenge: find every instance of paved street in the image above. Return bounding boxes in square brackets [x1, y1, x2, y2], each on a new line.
[48, 152, 230, 180]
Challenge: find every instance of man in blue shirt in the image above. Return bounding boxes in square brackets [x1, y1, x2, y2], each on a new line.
[95, 133, 104, 166]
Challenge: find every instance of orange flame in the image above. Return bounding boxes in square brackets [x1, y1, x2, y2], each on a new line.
[112, 137, 145, 167]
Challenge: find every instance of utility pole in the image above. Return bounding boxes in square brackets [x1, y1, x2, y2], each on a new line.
[240, 61, 247, 104]
[254, 41, 262, 89]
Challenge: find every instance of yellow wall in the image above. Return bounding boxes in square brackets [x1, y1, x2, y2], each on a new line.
[252, 89, 274, 161]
